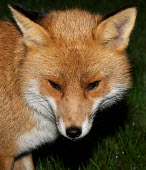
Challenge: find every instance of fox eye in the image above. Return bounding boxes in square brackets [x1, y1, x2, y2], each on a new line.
[87, 81, 100, 92]
[49, 80, 61, 92]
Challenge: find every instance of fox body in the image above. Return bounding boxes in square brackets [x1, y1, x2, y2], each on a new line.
[0, 4, 136, 169]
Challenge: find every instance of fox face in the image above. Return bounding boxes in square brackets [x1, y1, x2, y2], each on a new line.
[9, 6, 136, 140]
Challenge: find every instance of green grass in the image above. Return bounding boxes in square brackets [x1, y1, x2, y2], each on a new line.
[0, 0, 145, 169]
[35, 125, 145, 170]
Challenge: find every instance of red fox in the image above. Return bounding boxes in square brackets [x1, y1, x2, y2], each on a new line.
[0, 4, 136, 169]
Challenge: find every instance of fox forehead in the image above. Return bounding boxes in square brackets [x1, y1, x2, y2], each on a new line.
[29, 45, 113, 82]
[40, 9, 102, 45]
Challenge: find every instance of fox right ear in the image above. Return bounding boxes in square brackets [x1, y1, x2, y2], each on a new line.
[94, 7, 137, 50]
[9, 5, 50, 47]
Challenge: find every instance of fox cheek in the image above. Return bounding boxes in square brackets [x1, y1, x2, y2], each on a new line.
[24, 80, 57, 120]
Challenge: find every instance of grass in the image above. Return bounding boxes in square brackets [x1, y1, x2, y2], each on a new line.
[34, 125, 145, 170]
[0, 0, 145, 169]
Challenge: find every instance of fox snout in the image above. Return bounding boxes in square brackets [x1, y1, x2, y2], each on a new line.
[57, 116, 92, 140]
[55, 93, 94, 140]
[57, 107, 93, 140]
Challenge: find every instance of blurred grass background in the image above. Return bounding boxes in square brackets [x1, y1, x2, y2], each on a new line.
[0, 0, 145, 169]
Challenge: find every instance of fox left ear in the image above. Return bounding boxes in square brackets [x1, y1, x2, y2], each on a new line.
[9, 5, 50, 47]
[94, 7, 137, 50]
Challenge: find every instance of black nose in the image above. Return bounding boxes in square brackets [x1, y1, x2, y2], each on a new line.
[66, 126, 82, 138]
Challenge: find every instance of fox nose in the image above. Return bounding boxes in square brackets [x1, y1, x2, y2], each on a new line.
[66, 126, 82, 139]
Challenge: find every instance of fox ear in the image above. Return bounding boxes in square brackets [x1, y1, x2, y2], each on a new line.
[94, 8, 137, 50]
[9, 5, 49, 46]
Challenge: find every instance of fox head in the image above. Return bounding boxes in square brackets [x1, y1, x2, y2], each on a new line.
[9, 5, 136, 140]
